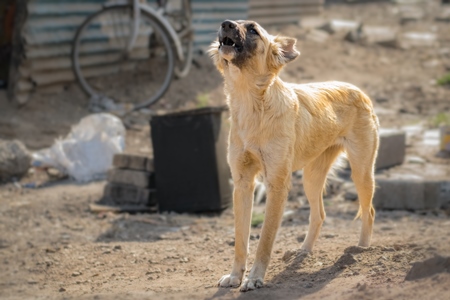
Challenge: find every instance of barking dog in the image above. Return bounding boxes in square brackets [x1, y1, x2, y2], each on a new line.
[209, 20, 379, 292]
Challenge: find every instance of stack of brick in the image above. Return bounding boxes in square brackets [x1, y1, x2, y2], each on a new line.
[102, 153, 157, 210]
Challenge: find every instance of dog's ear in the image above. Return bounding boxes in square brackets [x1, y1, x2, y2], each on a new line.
[271, 36, 300, 66]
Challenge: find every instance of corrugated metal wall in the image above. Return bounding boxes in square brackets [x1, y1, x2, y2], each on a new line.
[249, 0, 325, 26]
[17, 0, 106, 102]
[13, 0, 323, 103]
[15, 0, 250, 102]
[191, 0, 248, 50]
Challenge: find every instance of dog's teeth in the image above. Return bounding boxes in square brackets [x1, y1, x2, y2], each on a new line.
[232, 43, 236, 47]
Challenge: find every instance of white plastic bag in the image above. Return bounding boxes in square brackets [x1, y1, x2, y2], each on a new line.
[32, 113, 126, 182]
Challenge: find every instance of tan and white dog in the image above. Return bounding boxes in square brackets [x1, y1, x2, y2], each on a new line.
[209, 20, 379, 292]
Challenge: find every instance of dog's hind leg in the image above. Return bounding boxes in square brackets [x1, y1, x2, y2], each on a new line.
[218, 151, 260, 288]
[345, 124, 378, 247]
[301, 145, 343, 252]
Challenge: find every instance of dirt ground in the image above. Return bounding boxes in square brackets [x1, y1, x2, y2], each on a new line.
[1, 1, 450, 299]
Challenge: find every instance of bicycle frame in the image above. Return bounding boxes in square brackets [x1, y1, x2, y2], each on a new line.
[105, 0, 185, 63]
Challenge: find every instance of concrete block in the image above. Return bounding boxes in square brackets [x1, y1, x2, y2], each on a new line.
[320, 19, 360, 34]
[436, 7, 450, 22]
[107, 169, 154, 188]
[441, 181, 450, 209]
[306, 29, 330, 43]
[399, 32, 437, 49]
[376, 129, 406, 170]
[113, 153, 154, 171]
[146, 158, 154, 172]
[373, 178, 450, 210]
[104, 183, 156, 206]
[299, 16, 327, 29]
[363, 26, 397, 44]
[399, 6, 424, 24]
[346, 26, 397, 45]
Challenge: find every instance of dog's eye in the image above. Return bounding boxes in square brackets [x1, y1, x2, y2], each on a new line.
[249, 28, 259, 35]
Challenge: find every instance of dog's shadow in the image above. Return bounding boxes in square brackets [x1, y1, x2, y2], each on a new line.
[206, 248, 358, 300]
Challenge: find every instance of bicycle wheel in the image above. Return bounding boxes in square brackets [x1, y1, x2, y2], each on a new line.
[72, 4, 175, 109]
[166, 0, 194, 78]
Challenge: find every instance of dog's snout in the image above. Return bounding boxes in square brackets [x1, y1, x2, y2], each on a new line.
[221, 20, 237, 31]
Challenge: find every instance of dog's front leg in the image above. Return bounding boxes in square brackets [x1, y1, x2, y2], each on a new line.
[218, 151, 260, 288]
[240, 159, 291, 292]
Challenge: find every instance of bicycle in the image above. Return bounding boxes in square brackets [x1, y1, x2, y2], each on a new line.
[71, 0, 193, 111]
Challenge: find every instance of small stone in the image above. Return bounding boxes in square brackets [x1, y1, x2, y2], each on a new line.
[324, 234, 338, 239]
[47, 168, 61, 177]
[304, 282, 314, 288]
[227, 240, 235, 246]
[297, 233, 306, 243]
[0, 139, 31, 180]
[382, 247, 396, 252]
[71, 272, 81, 277]
[406, 156, 426, 164]
[250, 234, 259, 240]
[282, 250, 296, 262]
[344, 188, 358, 201]
[59, 287, 66, 292]
[113, 245, 122, 250]
[357, 283, 367, 291]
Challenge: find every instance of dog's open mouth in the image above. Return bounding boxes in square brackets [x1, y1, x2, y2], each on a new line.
[219, 36, 243, 52]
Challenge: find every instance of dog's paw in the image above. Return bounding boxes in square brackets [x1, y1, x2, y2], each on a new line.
[239, 277, 264, 292]
[218, 274, 241, 288]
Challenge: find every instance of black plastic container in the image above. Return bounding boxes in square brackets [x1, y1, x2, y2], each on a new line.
[150, 106, 232, 213]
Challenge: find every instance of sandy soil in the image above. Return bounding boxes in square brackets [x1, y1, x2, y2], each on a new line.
[1, 1, 450, 299]
[0, 182, 449, 300]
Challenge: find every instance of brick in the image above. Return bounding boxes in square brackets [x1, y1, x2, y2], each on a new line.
[104, 183, 156, 206]
[107, 169, 154, 188]
[376, 129, 406, 170]
[373, 178, 450, 210]
[441, 181, 450, 209]
[113, 154, 154, 171]
[145, 158, 154, 172]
